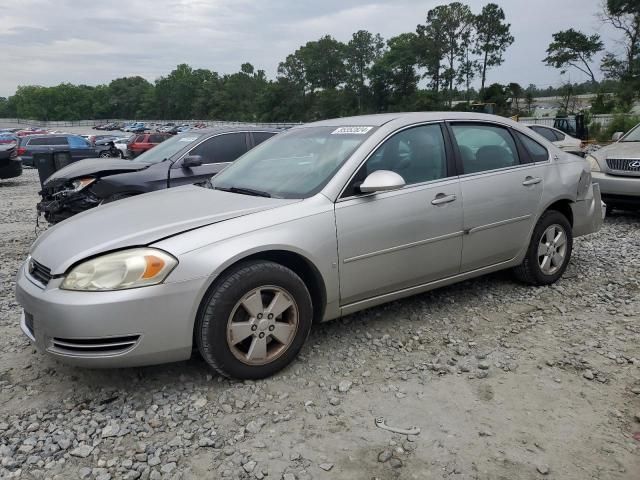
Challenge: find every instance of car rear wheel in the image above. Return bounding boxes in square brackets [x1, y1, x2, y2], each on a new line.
[514, 210, 573, 286]
[196, 261, 313, 379]
[98, 150, 112, 158]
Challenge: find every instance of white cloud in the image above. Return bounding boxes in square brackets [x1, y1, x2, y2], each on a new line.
[0, 0, 620, 96]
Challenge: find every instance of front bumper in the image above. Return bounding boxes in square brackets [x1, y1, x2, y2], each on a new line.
[592, 171, 640, 198]
[15, 263, 206, 368]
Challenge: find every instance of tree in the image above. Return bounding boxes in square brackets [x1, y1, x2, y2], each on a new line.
[416, 10, 447, 94]
[600, 0, 640, 79]
[299, 36, 347, 91]
[370, 33, 420, 112]
[424, 3, 475, 107]
[345, 30, 385, 112]
[474, 3, 514, 93]
[524, 90, 534, 115]
[507, 82, 523, 112]
[543, 29, 603, 83]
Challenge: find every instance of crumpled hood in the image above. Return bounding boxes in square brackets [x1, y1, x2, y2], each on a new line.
[591, 142, 640, 162]
[30, 186, 298, 274]
[44, 158, 150, 185]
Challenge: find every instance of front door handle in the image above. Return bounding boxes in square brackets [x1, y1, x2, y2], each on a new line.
[522, 176, 542, 186]
[431, 193, 457, 205]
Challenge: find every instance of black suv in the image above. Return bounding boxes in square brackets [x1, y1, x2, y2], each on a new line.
[38, 127, 279, 223]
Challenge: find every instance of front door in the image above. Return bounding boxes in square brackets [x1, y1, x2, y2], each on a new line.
[169, 132, 250, 187]
[335, 123, 463, 307]
[448, 122, 545, 272]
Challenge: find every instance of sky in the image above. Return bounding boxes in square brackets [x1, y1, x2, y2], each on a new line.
[0, 0, 623, 97]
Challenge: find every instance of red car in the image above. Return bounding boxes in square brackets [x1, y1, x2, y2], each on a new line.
[127, 133, 172, 158]
[16, 129, 48, 137]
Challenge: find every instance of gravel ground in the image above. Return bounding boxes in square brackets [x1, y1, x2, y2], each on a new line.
[1, 170, 639, 480]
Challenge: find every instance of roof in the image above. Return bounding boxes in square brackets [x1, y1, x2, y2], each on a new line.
[303, 111, 523, 128]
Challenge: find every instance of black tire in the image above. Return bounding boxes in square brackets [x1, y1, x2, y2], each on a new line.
[605, 204, 614, 216]
[513, 210, 573, 286]
[196, 261, 313, 379]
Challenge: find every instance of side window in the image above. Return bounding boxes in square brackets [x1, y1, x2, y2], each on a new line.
[344, 124, 448, 197]
[189, 133, 248, 164]
[135, 135, 146, 143]
[27, 137, 48, 146]
[552, 130, 566, 141]
[515, 132, 549, 163]
[149, 134, 165, 143]
[67, 137, 88, 148]
[253, 132, 276, 146]
[450, 124, 519, 174]
[50, 137, 69, 146]
[530, 126, 554, 142]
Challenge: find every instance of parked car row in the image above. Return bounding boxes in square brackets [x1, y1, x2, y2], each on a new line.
[17, 112, 610, 381]
[37, 127, 278, 222]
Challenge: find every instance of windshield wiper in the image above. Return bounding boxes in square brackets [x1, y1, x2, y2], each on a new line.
[214, 186, 271, 197]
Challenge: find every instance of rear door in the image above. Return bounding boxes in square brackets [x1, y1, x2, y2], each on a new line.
[448, 122, 546, 272]
[169, 132, 250, 187]
[66, 136, 94, 160]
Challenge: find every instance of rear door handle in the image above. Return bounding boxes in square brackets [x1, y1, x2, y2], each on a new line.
[431, 193, 457, 205]
[522, 176, 542, 186]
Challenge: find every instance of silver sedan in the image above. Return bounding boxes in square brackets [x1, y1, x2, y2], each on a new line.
[16, 112, 603, 379]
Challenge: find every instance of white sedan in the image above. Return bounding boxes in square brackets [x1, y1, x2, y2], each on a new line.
[526, 125, 583, 155]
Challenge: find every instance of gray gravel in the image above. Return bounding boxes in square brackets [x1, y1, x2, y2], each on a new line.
[1, 170, 639, 479]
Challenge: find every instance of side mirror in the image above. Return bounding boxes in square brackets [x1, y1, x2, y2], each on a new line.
[611, 131, 624, 142]
[182, 155, 203, 168]
[358, 170, 405, 194]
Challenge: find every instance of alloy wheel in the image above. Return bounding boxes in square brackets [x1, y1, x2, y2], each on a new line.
[537, 224, 567, 275]
[226, 286, 299, 366]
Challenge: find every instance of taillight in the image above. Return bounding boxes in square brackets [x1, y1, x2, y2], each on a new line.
[17, 146, 27, 156]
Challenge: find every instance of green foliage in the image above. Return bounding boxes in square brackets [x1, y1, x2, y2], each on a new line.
[543, 29, 603, 83]
[474, 3, 513, 92]
[591, 113, 640, 142]
[2, 1, 635, 122]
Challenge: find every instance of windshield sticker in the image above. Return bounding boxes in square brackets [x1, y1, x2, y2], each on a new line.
[179, 136, 198, 142]
[331, 126, 373, 135]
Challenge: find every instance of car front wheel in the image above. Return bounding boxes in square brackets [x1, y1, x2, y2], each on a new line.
[196, 261, 313, 379]
[514, 210, 573, 286]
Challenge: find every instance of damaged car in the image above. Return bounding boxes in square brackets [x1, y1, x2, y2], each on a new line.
[37, 127, 279, 223]
[16, 112, 603, 379]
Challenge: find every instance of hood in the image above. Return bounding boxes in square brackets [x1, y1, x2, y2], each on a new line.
[30, 185, 298, 274]
[44, 158, 150, 185]
[591, 142, 640, 161]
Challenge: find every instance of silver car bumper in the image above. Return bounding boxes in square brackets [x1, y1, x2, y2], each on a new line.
[592, 171, 640, 197]
[571, 183, 604, 237]
[15, 263, 206, 368]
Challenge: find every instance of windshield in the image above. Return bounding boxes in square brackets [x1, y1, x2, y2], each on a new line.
[132, 133, 201, 164]
[620, 123, 640, 142]
[211, 126, 376, 199]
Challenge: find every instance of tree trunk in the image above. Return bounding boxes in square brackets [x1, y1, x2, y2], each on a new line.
[481, 50, 488, 93]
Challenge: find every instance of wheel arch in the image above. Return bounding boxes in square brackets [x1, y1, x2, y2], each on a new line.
[542, 198, 574, 226]
[195, 248, 328, 327]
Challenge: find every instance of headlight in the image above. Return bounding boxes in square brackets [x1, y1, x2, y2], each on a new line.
[61, 248, 177, 291]
[70, 178, 96, 192]
[586, 155, 601, 172]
